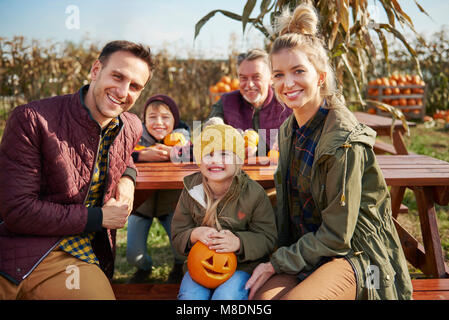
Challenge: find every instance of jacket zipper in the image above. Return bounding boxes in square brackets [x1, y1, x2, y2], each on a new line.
[101, 119, 124, 206]
[101, 119, 124, 259]
[22, 240, 61, 280]
[84, 134, 102, 206]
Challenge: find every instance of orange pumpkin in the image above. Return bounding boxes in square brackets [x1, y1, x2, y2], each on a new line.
[268, 149, 279, 163]
[230, 78, 240, 90]
[163, 132, 187, 146]
[187, 241, 237, 289]
[220, 76, 232, 85]
[209, 85, 219, 93]
[383, 88, 392, 95]
[134, 144, 146, 151]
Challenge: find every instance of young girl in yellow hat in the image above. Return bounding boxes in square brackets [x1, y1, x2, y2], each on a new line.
[171, 124, 277, 300]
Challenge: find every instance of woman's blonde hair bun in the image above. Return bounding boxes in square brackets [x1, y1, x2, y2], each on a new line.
[275, 3, 319, 36]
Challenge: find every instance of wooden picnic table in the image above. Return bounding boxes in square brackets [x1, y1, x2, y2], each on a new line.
[376, 155, 449, 278]
[133, 155, 449, 278]
[354, 111, 416, 155]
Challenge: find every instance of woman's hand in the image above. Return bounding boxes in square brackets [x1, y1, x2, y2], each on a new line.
[245, 262, 276, 300]
[190, 226, 217, 245]
[207, 229, 240, 253]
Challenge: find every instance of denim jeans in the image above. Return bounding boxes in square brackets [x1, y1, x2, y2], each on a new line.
[126, 213, 183, 271]
[177, 270, 250, 300]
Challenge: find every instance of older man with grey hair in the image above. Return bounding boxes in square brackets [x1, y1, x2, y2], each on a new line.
[207, 49, 292, 156]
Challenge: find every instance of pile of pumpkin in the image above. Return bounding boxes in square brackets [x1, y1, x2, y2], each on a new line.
[209, 76, 240, 102]
[366, 74, 425, 115]
[429, 110, 449, 123]
[134, 132, 187, 151]
[244, 129, 279, 163]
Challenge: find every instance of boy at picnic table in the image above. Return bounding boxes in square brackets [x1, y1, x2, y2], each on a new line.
[171, 123, 277, 299]
[126, 94, 191, 284]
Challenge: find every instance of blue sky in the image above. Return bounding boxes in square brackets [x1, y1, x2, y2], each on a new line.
[0, 0, 448, 59]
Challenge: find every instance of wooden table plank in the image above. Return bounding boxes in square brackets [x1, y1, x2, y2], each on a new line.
[412, 291, 449, 300]
[411, 279, 449, 291]
[354, 111, 416, 131]
[354, 112, 416, 155]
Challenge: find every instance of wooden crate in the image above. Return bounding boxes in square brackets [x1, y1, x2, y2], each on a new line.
[367, 84, 426, 120]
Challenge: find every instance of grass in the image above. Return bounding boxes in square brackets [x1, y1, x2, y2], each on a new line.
[113, 219, 175, 284]
[403, 122, 449, 162]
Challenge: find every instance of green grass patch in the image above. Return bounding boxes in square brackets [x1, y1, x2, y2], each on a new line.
[113, 218, 175, 284]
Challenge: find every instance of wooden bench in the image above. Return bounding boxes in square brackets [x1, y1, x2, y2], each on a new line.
[110, 279, 449, 300]
[354, 111, 416, 156]
[373, 140, 398, 155]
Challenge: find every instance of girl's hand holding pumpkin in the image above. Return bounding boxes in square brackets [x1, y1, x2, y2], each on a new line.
[207, 229, 240, 253]
[190, 226, 217, 246]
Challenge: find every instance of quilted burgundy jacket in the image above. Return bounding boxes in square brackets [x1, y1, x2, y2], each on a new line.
[0, 86, 142, 284]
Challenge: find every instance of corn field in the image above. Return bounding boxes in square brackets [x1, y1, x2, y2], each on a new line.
[382, 27, 449, 115]
[1, 28, 449, 127]
[0, 36, 237, 125]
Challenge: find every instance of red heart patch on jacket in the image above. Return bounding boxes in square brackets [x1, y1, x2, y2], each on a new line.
[237, 211, 246, 220]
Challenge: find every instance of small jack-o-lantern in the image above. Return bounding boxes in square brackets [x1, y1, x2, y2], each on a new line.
[187, 241, 237, 289]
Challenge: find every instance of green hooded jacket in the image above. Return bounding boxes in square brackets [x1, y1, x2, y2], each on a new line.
[171, 170, 277, 274]
[271, 105, 413, 300]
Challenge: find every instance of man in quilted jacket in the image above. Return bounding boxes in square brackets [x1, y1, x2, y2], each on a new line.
[0, 40, 154, 299]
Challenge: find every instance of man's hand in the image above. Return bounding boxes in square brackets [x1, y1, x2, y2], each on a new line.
[245, 262, 276, 300]
[101, 198, 129, 229]
[116, 176, 135, 215]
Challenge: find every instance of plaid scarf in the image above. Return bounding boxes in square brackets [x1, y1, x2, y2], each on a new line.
[59, 117, 120, 265]
[286, 105, 329, 240]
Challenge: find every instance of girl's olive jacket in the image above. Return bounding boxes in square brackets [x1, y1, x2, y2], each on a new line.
[271, 106, 413, 300]
[171, 171, 277, 274]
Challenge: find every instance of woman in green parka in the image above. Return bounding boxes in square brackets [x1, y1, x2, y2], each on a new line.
[245, 3, 413, 300]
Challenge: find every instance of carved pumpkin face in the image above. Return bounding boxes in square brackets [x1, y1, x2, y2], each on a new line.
[187, 241, 237, 289]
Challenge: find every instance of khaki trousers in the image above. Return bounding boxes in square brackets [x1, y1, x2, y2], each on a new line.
[253, 257, 357, 300]
[0, 249, 115, 300]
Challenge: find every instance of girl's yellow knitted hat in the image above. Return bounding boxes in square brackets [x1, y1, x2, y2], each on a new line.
[193, 124, 245, 164]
